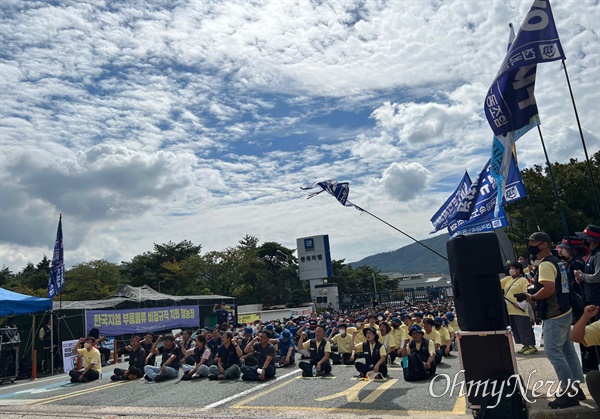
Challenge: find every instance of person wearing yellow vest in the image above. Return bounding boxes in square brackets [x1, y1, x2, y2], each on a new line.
[501, 261, 537, 355]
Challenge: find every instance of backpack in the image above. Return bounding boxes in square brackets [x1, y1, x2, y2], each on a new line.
[402, 353, 428, 381]
[476, 375, 527, 419]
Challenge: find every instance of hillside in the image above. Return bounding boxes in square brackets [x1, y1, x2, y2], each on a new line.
[350, 234, 450, 274]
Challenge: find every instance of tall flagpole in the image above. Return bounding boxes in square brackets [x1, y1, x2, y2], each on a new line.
[537, 126, 571, 239]
[561, 59, 600, 217]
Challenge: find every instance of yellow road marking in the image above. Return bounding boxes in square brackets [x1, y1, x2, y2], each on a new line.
[361, 379, 398, 403]
[28, 381, 129, 405]
[316, 379, 370, 402]
[452, 394, 466, 414]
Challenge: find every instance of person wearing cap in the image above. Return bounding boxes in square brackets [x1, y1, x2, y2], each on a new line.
[328, 323, 354, 365]
[143, 334, 181, 382]
[400, 325, 436, 377]
[298, 324, 332, 377]
[350, 326, 387, 379]
[433, 317, 452, 357]
[574, 225, 600, 372]
[501, 261, 537, 355]
[69, 336, 102, 383]
[570, 304, 600, 406]
[557, 237, 587, 321]
[525, 231, 584, 409]
[271, 329, 296, 367]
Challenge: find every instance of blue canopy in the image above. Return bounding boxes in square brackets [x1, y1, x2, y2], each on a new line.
[0, 287, 52, 316]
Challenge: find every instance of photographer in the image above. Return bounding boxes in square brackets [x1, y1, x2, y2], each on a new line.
[502, 261, 536, 355]
[525, 232, 584, 409]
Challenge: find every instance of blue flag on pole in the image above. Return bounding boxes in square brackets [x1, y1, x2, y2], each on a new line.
[448, 156, 526, 237]
[430, 171, 472, 233]
[48, 214, 64, 299]
[485, 0, 564, 216]
[301, 180, 357, 208]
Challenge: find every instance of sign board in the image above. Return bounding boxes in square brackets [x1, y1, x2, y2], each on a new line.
[296, 234, 333, 280]
[62, 339, 79, 374]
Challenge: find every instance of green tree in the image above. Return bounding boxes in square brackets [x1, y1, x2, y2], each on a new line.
[506, 151, 600, 257]
[0, 266, 13, 287]
[62, 260, 122, 301]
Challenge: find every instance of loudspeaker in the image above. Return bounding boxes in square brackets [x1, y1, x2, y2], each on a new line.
[456, 330, 521, 410]
[447, 233, 508, 331]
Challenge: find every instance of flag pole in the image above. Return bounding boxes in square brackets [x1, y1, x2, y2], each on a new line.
[561, 59, 600, 217]
[536, 126, 571, 239]
[353, 205, 448, 261]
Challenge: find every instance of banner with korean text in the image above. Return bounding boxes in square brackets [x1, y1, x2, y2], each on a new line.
[85, 305, 199, 335]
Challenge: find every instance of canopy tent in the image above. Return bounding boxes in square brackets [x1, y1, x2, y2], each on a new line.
[0, 287, 52, 317]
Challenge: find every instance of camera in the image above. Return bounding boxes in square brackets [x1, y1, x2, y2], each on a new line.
[513, 293, 528, 302]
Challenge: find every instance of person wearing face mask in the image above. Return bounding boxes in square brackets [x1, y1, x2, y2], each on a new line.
[557, 237, 588, 321]
[574, 225, 600, 372]
[525, 231, 585, 409]
[501, 261, 536, 355]
[69, 337, 102, 383]
[329, 323, 354, 365]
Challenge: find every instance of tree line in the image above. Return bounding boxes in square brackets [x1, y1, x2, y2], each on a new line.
[0, 235, 394, 306]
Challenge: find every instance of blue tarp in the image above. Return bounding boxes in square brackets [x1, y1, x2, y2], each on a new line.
[0, 287, 52, 316]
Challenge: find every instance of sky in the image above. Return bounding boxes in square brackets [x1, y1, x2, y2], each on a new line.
[1, 0, 599, 273]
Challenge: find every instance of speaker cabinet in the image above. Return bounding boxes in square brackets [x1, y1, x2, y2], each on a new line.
[447, 233, 508, 331]
[456, 330, 520, 410]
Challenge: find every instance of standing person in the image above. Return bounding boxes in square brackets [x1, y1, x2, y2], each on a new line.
[208, 331, 243, 380]
[575, 225, 600, 371]
[39, 316, 54, 374]
[213, 303, 230, 327]
[69, 337, 102, 383]
[143, 334, 181, 382]
[298, 324, 332, 377]
[525, 231, 584, 409]
[241, 331, 277, 381]
[110, 336, 146, 381]
[557, 237, 587, 320]
[501, 261, 537, 355]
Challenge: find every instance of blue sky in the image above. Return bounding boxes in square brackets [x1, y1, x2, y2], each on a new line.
[1, 0, 598, 272]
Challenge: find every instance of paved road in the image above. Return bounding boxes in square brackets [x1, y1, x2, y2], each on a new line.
[0, 354, 469, 419]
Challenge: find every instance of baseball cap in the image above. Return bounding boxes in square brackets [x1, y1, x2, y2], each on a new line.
[526, 231, 552, 243]
[409, 325, 425, 335]
[281, 329, 292, 339]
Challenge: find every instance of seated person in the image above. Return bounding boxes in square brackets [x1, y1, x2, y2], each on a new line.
[207, 329, 222, 365]
[298, 324, 332, 377]
[422, 318, 443, 364]
[570, 304, 600, 405]
[272, 329, 296, 367]
[177, 330, 196, 365]
[400, 325, 436, 378]
[350, 326, 387, 379]
[241, 331, 277, 381]
[181, 334, 211, 380]
[378, 321, 397, 364]
[391, 317, 409, 360]
[69, 336, 102, 383]
[88, 327, 111, 366]
[434, 317, 453, 357]
[143, 334, 181, 382]
[208, 331, 243, 380]
[111, 336, 146, 381]
[328, 324, 354, 365]
[141, 332, 156, 366]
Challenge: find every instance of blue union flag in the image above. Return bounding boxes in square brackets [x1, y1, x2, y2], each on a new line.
[48, 215, 64, 299]
[301, 180, 356, 208]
